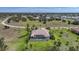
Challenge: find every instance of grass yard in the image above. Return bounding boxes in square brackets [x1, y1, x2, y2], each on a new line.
[21, 28, 79, 51]
[27, 40, 54, 51]
[12, 29, 29, 51]
[50, 29, 79, 51]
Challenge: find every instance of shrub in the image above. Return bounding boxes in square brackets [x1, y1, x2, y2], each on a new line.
[21, 17, 27, 22]
[54, 41, 61, 47]
[50, 34, 55, 40]
[68, 20, 71, 24]
[47, 46, 60, 51]
[72, 21, 79, 25]
[69, 46, 76, 51]
[62, 20, 66, 22]
[65, 41, 69, 46]
[60, 31, 63, 34]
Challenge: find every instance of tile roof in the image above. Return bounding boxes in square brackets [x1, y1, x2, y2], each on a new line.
[31, 28, 50, 37]
[71, 28, 79, 33]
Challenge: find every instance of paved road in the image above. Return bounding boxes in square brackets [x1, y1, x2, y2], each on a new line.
[1, 16, 79, 29]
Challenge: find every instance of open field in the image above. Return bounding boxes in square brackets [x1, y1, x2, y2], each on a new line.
[0, 18, 22, 50]
[6, 20, 79, 27]
[5, 17, 79, 28]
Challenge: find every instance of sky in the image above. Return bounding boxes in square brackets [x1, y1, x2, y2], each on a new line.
[0, 7, 79, 13]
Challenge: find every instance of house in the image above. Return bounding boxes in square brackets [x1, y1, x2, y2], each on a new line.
[30, 28, 50, 40]
[71, 28, 79, 34]
[72, 19, 79, 25]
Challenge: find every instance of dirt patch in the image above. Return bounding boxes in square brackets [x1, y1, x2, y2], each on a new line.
[0, 22, 22, 50]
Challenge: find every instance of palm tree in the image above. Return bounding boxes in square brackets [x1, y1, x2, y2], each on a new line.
[26, 23, 30, 32]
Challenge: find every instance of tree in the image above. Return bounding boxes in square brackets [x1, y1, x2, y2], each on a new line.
[26, 24, 30, 32]
[59, 34, 62, 37]
[32, 24, 35, 30]
[54, 40, 61, 47]
[76, 46, 79, 51]
[0, 37, 7, 51]
[7, 19, 11, 23]
[43, 20, 46, 24]
[39, 19, 42, 22]
[26, 32, 30, 44]
[28, 16, 34, 21]
[60, 31, 63, 34]
[13, 16, 20, 22]
[62, 20, 66, 22]
[22, 17, 27, 22]
[72, 21, 79, 25]
[25, 33, 30, 50]
[50, 34, 55, 40]
[68, 20, 71, 24]
[46, 27, 50, 30]
[75, 37, 79, 42]
[69, 46, 76, 51]
[77, 37, 79, 39]
[4, 26, 10, 29]
[65, 41, 69, 46]
[56, 18, 61, 21]
[48, 19, 53, 21]
[75, 39, 78, 42]
[49, 30, 55, 40]
[29, 43, 32, 49]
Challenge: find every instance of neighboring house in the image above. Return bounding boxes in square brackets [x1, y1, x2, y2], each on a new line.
[30, 28, 50, 40]
[71, 28, 79, 34]
[33, 16, 40, 20]
[72, 19, 79, 25]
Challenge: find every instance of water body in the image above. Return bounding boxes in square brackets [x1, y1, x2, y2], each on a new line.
[0, 7, 79, 13]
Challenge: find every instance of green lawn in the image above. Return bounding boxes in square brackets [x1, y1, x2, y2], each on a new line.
[27, 40, 54, 51]
[26, 29, 79, 51]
